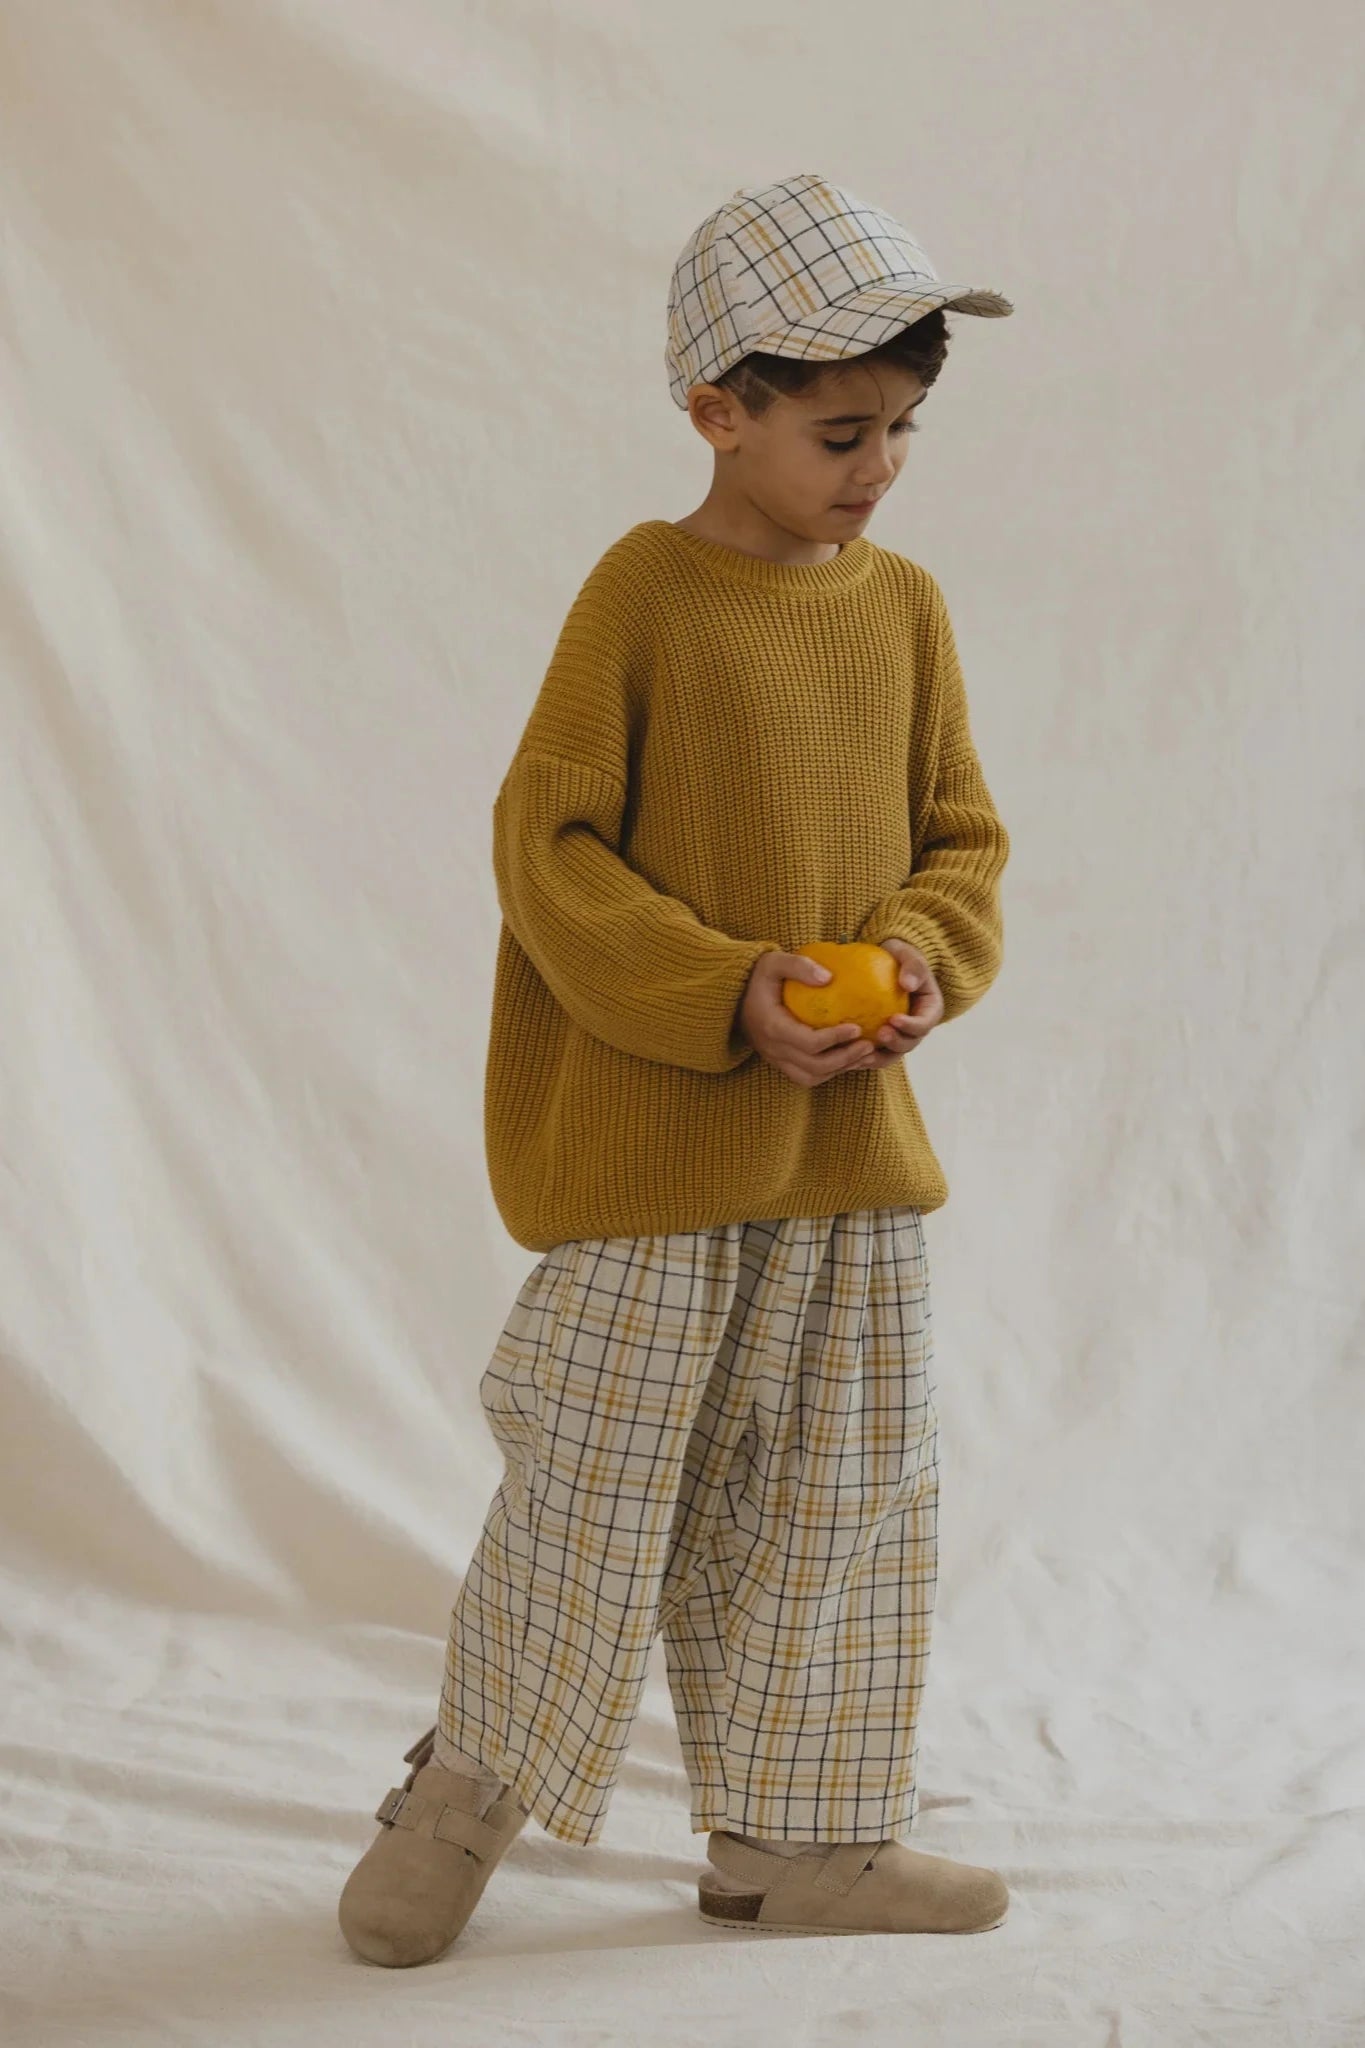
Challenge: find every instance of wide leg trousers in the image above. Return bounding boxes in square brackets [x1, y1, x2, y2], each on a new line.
[435, 1207, 939, 1848]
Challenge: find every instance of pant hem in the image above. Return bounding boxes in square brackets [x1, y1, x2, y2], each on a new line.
[691, 1806, 920, 1841]
[435, 1717, 609, 1848]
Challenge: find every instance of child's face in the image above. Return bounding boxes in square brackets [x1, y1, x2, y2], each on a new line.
[688, 359, 928, 542]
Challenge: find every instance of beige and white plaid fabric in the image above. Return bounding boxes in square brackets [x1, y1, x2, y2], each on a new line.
[436, 1207, 939, 1848]
[665, 170, 1013, 409]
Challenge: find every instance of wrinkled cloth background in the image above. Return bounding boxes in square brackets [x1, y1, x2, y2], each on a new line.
[2, 3, 1362, 2043]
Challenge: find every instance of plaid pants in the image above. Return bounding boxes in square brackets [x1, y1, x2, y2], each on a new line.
[435, 1207, 939, 1848]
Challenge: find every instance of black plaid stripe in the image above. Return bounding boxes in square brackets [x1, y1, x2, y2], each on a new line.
[438, 1207, 937, 1848]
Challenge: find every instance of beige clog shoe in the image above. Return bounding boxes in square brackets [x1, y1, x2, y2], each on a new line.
[698, 1830, 1009, 1935]
[337, 1725, 530, 1966]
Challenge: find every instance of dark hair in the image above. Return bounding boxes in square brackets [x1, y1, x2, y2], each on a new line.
[714, 305, 950, 418]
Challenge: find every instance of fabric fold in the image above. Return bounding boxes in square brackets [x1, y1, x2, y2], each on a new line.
[857, 576, 1009, 1021]
[493, 749, 781, 1072]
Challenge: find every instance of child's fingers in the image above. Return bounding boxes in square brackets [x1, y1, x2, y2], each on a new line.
[872, 1013, 923, 1052]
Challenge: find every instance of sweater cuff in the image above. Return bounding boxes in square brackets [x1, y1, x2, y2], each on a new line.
[858, 912, 948, 982]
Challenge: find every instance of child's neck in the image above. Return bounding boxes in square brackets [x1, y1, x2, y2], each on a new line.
[670, 502, 844, 568]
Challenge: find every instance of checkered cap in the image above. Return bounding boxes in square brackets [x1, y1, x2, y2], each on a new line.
[665, 171, 1013, 409]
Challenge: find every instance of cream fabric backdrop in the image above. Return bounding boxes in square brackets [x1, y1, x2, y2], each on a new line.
[3, 2, 1362, 2042]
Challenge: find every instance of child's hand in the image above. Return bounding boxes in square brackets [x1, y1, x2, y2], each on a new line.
[738, 941, 943, 1085]
[738, 951, 880, 1087]
[861, 938, 944, 1064]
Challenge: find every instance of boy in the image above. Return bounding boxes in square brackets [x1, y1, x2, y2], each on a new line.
[339, 171, 1013, 1962]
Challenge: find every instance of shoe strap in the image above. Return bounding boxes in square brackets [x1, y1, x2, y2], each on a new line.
[403, 1725, 437, 1767]
[708, 1831, 882, 1896]
[374, 1785, 508, 1861]
[431, 1804, 506, 1859]
[812, 1841, 881, 1895]
[705, 1834, 787, 1887]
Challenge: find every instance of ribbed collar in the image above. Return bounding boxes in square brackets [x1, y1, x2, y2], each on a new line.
[639, 519, 876, 595]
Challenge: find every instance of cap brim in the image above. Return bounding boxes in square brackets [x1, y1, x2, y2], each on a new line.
[749, 281, 1013, 364]
[830, 279, 1014, 319]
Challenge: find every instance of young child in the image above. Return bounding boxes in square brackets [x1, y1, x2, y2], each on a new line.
[339, 170, 1013, 1963]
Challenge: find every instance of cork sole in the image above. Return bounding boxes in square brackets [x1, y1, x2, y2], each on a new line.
[696, 1883, 1007, 1935]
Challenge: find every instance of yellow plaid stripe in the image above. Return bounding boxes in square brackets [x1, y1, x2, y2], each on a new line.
[438, 1207, 938, 1847]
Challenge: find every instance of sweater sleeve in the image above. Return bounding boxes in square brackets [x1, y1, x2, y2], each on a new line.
[491, 542, 783, 1072]
[856, 575, 1010, 1024]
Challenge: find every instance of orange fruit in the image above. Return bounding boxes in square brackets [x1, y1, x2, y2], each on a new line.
[781, 940, 904, 1043]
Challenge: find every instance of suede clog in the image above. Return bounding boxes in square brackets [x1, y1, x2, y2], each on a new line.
[337, 1725, 529, 1966]
[698, 1830, 1009, 1936]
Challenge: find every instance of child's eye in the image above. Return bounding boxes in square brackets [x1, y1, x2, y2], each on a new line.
[823, 420, 921, 453]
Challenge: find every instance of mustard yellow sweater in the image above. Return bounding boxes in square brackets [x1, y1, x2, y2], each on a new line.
[484, 519, 1010, 1252]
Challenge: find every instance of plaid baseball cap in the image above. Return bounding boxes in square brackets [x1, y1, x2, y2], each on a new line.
[665, 171, 1013, 410]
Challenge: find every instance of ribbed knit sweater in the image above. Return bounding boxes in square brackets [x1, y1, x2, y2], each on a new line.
[484, 518, 1010, 1252]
